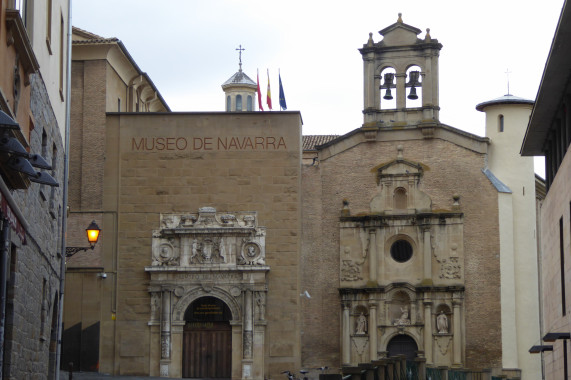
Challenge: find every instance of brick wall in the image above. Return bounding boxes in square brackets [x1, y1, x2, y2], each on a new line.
[301, 132, 502, 370]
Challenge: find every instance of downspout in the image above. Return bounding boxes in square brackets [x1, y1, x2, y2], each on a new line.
[55, 0, 72, 377]
[0, 218, 11, 379]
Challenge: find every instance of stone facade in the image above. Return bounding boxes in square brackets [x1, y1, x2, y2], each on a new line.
[64, 15, 542, 380]
[0, 1, 68, 379]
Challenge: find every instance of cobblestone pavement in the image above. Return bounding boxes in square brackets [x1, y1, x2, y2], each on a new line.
[59, 371, 183, 380]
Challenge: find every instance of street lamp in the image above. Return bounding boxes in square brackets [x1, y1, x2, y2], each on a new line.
[65, 220, 101, 257]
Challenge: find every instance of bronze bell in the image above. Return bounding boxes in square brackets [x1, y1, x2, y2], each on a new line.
[408, 86, 418, 100]
[383, 88, 393, 100]
[382, 72, 395, 100]
[407, 70, 420, 100]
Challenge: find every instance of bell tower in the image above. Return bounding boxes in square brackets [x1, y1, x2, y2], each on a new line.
[359, 14, 442, 127]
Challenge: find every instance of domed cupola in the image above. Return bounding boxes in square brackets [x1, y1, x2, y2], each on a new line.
[222, 45, 258, 112]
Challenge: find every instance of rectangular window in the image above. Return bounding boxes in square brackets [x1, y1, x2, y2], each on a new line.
[46, 0, 52, 54]
[59, 13, 64, 100]
[561, 217, 566, 316]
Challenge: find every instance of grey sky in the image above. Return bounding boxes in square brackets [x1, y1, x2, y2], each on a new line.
[72, 0, 564, 175]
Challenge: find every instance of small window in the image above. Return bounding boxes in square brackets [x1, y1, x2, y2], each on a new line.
[236, 95, 242, 111]
[390, 240, 413, 263]
[498, 114, 504, 132]
[247, 96, 253, 111]
[226, 96, 231, 112]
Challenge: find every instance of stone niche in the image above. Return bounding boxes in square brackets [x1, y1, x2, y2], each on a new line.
[146, 207, 269, 380]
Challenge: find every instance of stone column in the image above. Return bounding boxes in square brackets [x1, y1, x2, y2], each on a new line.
[160, 288, 172, 377]
[243, 289, 254, 379]
[395, 73, 407, 111]
[423, 299, 433, 365]
[180, 237, 190, 266]
[369, 301, 377, 361]
[369, 229, 377, 284]
[342, 302, 351, 365]
[452, 299, 462, 366]
[422, 226, 432, 285]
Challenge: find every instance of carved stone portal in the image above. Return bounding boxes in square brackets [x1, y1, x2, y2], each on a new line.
[146, 207, 269, 380]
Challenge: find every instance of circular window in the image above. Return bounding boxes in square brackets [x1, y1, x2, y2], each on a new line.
[390, 240, 413, 262]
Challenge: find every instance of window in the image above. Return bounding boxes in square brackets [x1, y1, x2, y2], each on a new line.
[390, 240, 413, 263]
[46, 0, 53, 54]
[226, 96, 231, 112]
[247, 96, 253, 111]
[58, 13, 64, 100]
[118, 98, 121, 112]
[498, 115, 504, 132]
[236, 95, 242, 111]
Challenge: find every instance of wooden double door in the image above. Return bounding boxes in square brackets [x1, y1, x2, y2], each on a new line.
[182, 321, 232, 379]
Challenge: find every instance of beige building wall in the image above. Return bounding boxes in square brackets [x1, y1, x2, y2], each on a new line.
[539, 150, 571, 380]
[482, 101, 542, 379]
[98, 112, 302, 377]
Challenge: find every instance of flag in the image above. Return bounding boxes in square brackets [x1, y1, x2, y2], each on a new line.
[256, 70, 264, 111]
[279, 72, 287, 111]
[266, 69, 273, 110]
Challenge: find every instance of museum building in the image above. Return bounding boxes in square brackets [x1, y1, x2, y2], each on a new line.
[64, 16, 542, 380]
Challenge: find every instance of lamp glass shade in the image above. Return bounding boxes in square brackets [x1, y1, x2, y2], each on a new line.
[86, 220, 101, 245]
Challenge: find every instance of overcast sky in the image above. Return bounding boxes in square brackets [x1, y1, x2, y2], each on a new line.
[72, 0, 565, 175]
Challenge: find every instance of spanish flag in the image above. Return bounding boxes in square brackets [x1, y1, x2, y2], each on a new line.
[257, 70, 264, 111]
[266, 69, 273, 110]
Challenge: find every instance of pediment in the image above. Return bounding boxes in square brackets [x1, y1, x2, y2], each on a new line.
[376, 159, 423, 183]
[378, 20, 421, 46]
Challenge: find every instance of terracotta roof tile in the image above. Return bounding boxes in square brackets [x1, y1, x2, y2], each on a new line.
[302, 135, 339, 151]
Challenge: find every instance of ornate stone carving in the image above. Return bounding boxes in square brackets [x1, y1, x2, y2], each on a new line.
[151, 293, 161, 321]
[352, 336, 369, 355]
[152, 241, 179, 266]
[190, 237, 225, 264]
[161, 335, 170, 359]
[438, 257, 461, 279]
[238, 241, 265, 265]
[243, 331, 253, 357]
[151, 208, 266, 267]
[435, 335, 452, 355]
[341, 260, 363, 281]
[394, 306, 411, 326]
[160, 364, 169, 377]
[255, 292, 266, 320]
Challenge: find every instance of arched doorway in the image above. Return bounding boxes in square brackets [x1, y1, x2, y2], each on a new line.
[387, 334, 418, 360]
[182, 296, 232, 379]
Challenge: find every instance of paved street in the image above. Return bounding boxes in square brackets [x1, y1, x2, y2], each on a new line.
[59, 372, 182, 380]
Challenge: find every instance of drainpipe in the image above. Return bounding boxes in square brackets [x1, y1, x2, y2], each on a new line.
[55, 0, 73, 378]
[0, 218, 11, 379]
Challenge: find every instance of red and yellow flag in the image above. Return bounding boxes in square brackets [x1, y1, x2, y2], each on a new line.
[257, 70, 264, 111]
[266, 69, 272, 110]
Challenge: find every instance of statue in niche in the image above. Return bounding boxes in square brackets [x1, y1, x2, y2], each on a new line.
[394, 306, 411, 326]
[255, 292, 266, 320]
[356, 312, 367, 334]
[437, 311, 449, 333]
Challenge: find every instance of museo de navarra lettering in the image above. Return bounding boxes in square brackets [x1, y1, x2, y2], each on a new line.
[131, 136, 287, 152]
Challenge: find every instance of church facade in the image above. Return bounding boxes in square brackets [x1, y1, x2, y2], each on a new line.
[64, 16, 541, 380]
